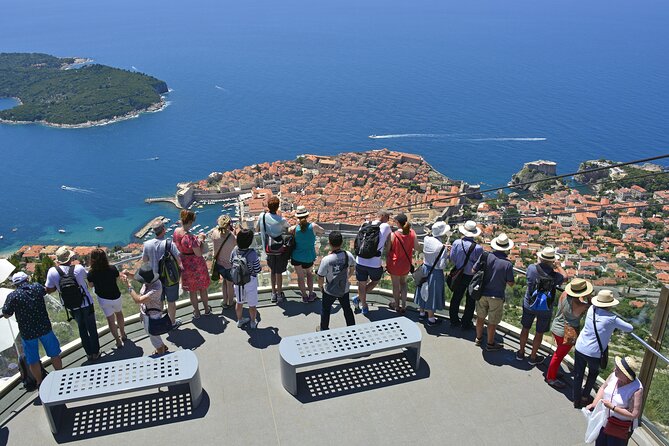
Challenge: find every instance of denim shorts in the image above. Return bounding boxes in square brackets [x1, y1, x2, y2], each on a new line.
[22, 331, 61, 365]
[521, 306, 552, 333]
[215, 264, 233, 282]
[162, 284, 180, 303]
[355, 264, 384, 282]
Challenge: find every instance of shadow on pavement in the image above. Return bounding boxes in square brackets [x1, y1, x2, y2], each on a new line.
[280, 298, 320, 318]
[247, 326, 281, 349]
[192, 314, 228, 335]
[93, 339, 144, 364]
[52, 388, 210, 443]
[166, 328, 206, 350]
[295, 351, 429, 403]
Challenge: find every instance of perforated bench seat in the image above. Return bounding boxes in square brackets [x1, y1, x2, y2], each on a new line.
[279, 317, 421, 395]
[39, 350, 202, 434]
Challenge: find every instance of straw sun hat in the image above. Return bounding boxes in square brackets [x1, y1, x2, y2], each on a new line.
[55, 246, 76, 264]
[564, 278, 594, 299]
[590, 289, 620, 308]
[490, 233, 514, 252]
[537, 247, 561, 262]
[295, 206, 310, 219]
[615, 356, 638, 382]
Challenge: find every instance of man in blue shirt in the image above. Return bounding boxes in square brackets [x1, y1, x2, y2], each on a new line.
[448, 220, 483, 330]
[517, 247, 567, 365]
[3, 272, 63, 387]
[473, 233, 515, 351]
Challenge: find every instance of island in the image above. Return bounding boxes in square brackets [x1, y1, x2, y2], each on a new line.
[0, 53, 168, 128]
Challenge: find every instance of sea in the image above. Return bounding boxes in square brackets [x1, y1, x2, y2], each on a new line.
[0, 0, 668, 253]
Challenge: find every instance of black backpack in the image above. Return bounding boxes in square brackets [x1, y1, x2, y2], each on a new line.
[55, 265, 87, 310]
[18, 354, 47, 392]
[468, 251, 490, 301]
[354, 222, 382, 259]
[158, 239, 181, 288]
[528, 265, 557, 311]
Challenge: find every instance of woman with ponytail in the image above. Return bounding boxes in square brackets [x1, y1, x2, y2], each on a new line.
[289, 206, 324, 302]
[386, 213, 418, 314]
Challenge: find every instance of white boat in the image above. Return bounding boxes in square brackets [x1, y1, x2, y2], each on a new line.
[11, 228, 18, 232]
[95, 226, 104, 231]
[149, 157, 159, 161]
[58, 229, 66, 233]
[368, 135, 378, 139]
[0, 235, 4, 240]
[203, 226, 210, 230]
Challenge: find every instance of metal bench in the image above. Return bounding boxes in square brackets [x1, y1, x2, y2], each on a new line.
[279, 316, 422, 395]
[39, 349, 202, 434]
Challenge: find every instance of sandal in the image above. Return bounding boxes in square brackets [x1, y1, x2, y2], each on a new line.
[399, 307, 406, 315]
[388, 302, 398, 311]
[204, 305, 213, 316]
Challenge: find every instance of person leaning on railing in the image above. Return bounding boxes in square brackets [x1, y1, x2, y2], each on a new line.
[386, 213, 419, 315]
[586, 356, 643, 445]
[288, 206, 324, 303]
[545, 278, 592, 390]
[87, 248, 126, 349]
[573, 290, 634, 409]
[210, 215, 237, 310]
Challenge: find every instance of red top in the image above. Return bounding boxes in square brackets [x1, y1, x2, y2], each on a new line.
[386, 229, 416, 276]
[173, 230, 199, 255]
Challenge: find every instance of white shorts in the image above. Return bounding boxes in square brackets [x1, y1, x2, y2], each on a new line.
[97, 296, 123, 317]
[234, 275, 258, 307]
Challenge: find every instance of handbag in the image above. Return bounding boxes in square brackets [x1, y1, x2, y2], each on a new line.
[412, 244, 446, 286]
[145, 308, 172, 335]
[396, 232, 415, 274]
[210, 232, 231, 281]
[559, 296, 578, 345]
[446, 240, 476, 291]
[603, 416, 632, 440]
[592, 307, 609, 369]
[582, 400, 607, 443]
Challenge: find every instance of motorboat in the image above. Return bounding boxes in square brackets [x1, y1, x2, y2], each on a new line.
[368, 135, 378, 139]
[95, 226, 104, 231]
[58, 229, 66, 233]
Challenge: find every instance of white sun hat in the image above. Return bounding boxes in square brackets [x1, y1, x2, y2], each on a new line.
[490, 233, 514, 252]
[458, 220, 481, 238]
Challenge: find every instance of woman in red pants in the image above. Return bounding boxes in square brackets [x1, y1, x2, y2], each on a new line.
[545, 278, 592, 389]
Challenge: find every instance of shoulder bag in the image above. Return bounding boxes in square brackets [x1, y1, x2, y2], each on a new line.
[145, 308, 172, 335]
[412, 244, 446, 286]
[562, 297, 579, 345]
[602, 382, 633, 439]
[592, 307, 609, 369]
[446, 240, 476, 291]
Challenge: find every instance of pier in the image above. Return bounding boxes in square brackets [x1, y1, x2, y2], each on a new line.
[144, 197, 181, 208]
[134, 216, 167, 239]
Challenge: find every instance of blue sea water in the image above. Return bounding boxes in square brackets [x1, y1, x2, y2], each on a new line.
[0, 0, 668, 252]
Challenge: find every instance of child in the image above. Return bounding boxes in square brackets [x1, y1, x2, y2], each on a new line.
[232, 229, 262, 329]
[317, 231, 356, 331]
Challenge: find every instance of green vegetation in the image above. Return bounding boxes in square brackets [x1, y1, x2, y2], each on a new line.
[0, 53, 168, 126]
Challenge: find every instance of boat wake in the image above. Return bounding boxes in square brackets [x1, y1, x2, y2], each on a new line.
[369, 133, 448, 139]
[215, 85, 226, 91]
[61, 185, 94, 194]
[467, 137, 547, 142]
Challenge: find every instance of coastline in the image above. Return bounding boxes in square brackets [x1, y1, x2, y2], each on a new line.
[0, 96, 169, 129]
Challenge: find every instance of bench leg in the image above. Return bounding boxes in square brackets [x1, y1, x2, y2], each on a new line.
[43, 403, 65, 435]
[280, 356, 297, 396]
[412, 342, 421, 370]
[189, 368, 203, 409]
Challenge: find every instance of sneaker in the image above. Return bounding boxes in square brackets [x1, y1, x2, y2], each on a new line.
[249, 320, 257, 329]
[237, 317, 250, 328]
[515, 350, 525, 361]
[361, 306, 370, 315]
[529, 355, 546, 366]
[485, 343, 504, 352]
[301, 294, 309, 303]
[474, 337, 482, 347]
[171, 319, 182, 330]
[418, 312, 427, 321]
[426, 318, 442, 326]
[546, 379, 566, 390]
[308, 292, 317, 302]
[352, 295, 360, 310]
[279, 292, 286, 303]
[271, 292, 278, 303]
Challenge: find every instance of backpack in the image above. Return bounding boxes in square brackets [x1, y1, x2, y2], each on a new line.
[158, 239, 181, 288]
[354, 222, 382, 259]
[230, 249, 252, 286]
[328, 250, 350, 291]
[55, 265, 86, 310]
[528, 265, 557, 311]
[262, 214, 293, 256]
[468, 251, 490, 301]
[18, 354, 47, 392]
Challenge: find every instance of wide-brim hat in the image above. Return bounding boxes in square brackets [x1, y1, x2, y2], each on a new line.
[134, 263, 156, 284]
[0, 259, 17, 283]
[591, 289, 619, 308]
[537, 247, 561, 262]
[490, 233, 514, 252]
[459, 220, 481, 238]
[565, 278, 594, 299]
[431, 221, 451, 238]
[615, 356, 638, 381]
[217, 214, 231, 228]
[55, 246, 76, 263]
[295, 206, 310, 219]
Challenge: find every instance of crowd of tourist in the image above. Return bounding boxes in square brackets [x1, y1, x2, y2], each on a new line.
[0, 195, 644, 444]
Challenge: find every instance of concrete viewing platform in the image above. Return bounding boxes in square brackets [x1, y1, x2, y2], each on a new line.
[0, 289, 636, 445]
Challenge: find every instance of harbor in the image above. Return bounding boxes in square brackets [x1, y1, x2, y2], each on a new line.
[134, 216, 168, 239]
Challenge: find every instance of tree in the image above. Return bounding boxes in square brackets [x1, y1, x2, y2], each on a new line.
[32, 255, 55, 284]
[503, 207, 521, 228]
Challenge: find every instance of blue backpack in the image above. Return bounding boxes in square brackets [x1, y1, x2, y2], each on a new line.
[528, 266, 556, 311]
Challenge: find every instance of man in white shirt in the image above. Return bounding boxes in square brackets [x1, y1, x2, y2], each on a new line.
[45, 246, 100, 361]
[353, 210, 391, 315]
[254, 196, 289, 303]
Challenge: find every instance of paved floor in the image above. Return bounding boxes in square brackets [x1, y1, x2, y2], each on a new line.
[0, 291, 592, 446]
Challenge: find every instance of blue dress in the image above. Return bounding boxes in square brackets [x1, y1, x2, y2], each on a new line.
[415, 263, 445, 312]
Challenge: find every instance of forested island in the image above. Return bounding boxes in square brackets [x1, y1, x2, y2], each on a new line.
[0, 53, 168, 128]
